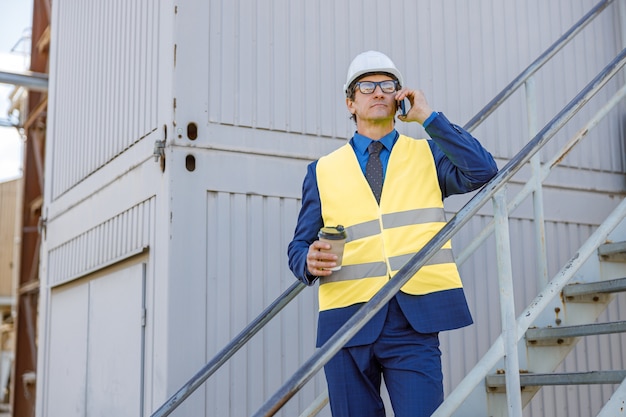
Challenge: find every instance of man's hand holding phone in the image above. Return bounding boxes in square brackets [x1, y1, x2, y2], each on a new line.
[396, 89, 434, 125]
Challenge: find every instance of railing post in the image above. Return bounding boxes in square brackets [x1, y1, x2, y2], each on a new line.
[492, 188, 523, 416]
[525, 77, 549, 286]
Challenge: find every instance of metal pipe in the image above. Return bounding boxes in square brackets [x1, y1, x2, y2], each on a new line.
[492, 189, 523, 416]
[0, 70, 48, 92]
[525, 77, 549, 287]
[0, 119, 17, 127]
[456, 83, 626, 266]
[252, 48, 626, 417]
[298, 389, 329, 417]
[149, 281, 306, 417]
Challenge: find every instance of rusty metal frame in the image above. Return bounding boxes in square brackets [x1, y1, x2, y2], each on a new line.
[11, 0, 50, 415]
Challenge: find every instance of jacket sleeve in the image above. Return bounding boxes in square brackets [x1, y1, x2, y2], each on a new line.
[425, 112, 498, 198]
[288, 161, 324, 285]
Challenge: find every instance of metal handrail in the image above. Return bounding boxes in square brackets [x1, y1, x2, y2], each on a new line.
[150, 281, 306, 417]
[456, 83, 626, 267]
[149, 2, 617, 415]
[252, 49, 626, 417]
[463, 0, 614, 133]
[433, 195, 626, 417]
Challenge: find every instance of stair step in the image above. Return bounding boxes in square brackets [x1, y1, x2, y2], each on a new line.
[598, 241, 626, 261]
[562, 277, 626, 301]
[526, 321, 626, 345]
[486, 370, 626, 391]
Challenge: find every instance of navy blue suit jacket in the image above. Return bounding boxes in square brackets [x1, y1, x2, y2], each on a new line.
[288, 113, 498, 347]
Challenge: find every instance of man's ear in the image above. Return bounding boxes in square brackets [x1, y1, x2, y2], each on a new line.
[346, 97, 355, 115]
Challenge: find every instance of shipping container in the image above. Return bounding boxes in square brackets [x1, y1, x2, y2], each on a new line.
[36, 1, 626, 416]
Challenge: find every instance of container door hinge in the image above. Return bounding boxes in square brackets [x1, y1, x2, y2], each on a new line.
[38, 216, 47, 236]
[153, 139, 165, 162]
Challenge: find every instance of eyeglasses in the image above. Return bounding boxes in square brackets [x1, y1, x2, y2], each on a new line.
[354, 80, 399, 94]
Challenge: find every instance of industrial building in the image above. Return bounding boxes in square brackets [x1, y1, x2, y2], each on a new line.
[1, 0, 625, 416]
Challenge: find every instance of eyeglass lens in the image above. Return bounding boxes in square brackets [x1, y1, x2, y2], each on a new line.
[356, 80, 398, 94]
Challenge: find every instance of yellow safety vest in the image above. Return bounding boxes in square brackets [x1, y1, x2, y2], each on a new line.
[316, 135, 464, 311]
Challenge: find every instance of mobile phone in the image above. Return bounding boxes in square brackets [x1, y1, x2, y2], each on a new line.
[397, 99, 407, 116]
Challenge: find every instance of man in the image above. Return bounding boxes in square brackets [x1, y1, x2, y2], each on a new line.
[288, 50, 498, 417]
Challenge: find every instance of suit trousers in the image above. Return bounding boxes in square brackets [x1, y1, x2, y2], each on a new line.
[323, 296, 443, 417]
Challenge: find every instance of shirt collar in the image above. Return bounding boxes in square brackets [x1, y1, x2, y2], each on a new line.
[352, 129, 399, 156]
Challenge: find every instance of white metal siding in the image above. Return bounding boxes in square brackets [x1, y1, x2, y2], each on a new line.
[50, 0, 160, 199]
[41, 0, 626, 416]
[43, 282, 89, 417]
[85, 264, 145, 416]
[47, 197, 154, 287]
[42, 263, 146, 417]
[202, 0, 623, 174]
[202, 192, 324, 416]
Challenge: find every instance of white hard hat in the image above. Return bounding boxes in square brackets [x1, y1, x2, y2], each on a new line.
[344, 50, 404, 96]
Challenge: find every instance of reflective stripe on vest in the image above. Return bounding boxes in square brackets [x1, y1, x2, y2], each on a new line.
[316, 135, 463, 311]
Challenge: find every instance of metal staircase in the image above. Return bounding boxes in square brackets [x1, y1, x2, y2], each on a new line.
[436, 199, 626, 417]
[484, 262, 626, 415]
[150, 1, 626, 416]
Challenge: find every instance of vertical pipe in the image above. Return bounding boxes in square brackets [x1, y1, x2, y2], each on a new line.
[492, 189, 523, 416]
[526, 78, 549, 286]
[298, 389, 329, 417]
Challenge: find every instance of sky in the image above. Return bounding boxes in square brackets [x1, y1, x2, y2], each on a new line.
[0, 0, 33, 183]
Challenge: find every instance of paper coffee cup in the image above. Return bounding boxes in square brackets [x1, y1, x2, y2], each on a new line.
[318, 225, 347, 271]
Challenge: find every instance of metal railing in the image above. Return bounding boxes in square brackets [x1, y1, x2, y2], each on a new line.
[149, 1, 620, 415]
[434, 87, 626, 413]
[150, 281, 305, 417]
[253, 47, 626, 417]
[462, 0, 614, 133]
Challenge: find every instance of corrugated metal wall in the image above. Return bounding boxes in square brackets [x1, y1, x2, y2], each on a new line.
[203, 191, 322, 416]
[49, 0, 160, 199]
[190, 0, 625, 414]
[47, 197, 154, 287]
[203, 0, 623, 172]
[42, 0, 626, 415]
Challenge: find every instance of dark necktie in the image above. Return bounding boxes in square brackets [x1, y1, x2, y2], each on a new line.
[366, 141, 384, 203]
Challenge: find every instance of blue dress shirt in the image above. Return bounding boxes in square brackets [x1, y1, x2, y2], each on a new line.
[288, 111, 498, 347]
[288, 112, 498, 286]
